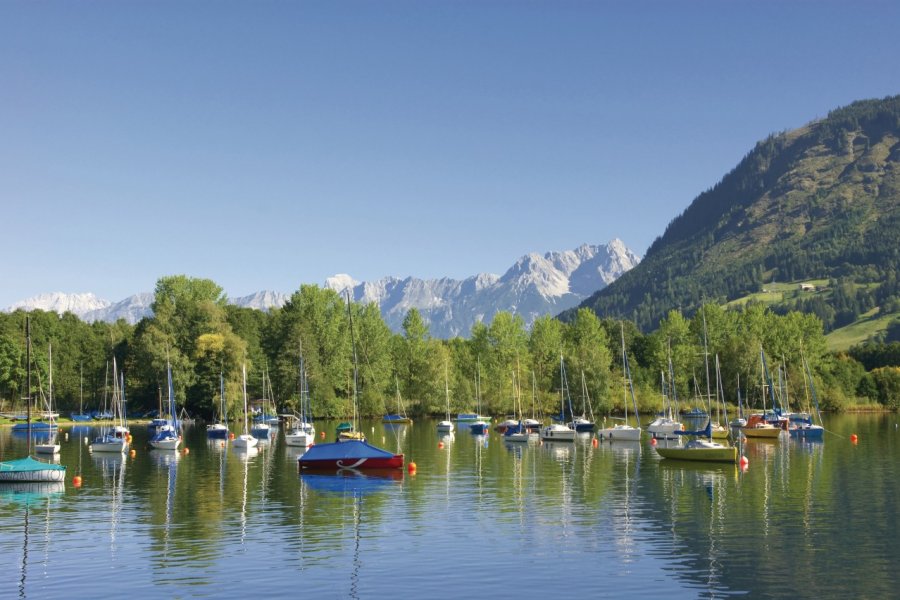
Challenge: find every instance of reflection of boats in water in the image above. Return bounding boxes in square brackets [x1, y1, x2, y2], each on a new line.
[300, 469, 403, 495]
[542, 441, 573, 461]
[234, 445, 259, 546]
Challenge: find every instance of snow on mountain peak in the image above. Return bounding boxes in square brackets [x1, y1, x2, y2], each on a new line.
[7, 292, 110, 316]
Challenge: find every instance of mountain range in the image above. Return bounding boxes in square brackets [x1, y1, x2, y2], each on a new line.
[5, 239, 640, 337]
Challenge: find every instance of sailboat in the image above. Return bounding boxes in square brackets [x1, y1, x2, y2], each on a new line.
[71, 364, 92, 422]
[568, 371, 595, 432]
[35, 343, 60, 455]
[742, 347, 783, 439]
[286, 345, 316, 447]
[436, 364, 454, 433]
[382, 376, 413, 424]
[504, 369, 535, 442]
[730, 374, 748, 428]
[251, 366, 273, 441]
[149, 360, 181, 450]
[90, 358, 129, 453]
[654, 419, 739, 463]
[788, 352, 825, 439]
[469, 361, 490, 434]
[232, 364, 259, 449]
[206, 372, 230, 439]
[540, 356, 576, 441]
[646, 346, 684, 439]
[0, 317, 67, 483]
[299, 294, 403, 470]
[597, 326, 642, 441]
[699, 307, 729, 439]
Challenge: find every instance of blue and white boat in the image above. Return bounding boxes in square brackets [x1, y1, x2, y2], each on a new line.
[149, 361, 181, 450]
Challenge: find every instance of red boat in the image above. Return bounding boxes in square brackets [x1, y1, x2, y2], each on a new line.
[298, 440, 404, 470]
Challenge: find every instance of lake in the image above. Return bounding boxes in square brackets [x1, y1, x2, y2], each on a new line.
[1, 414, 898, 598]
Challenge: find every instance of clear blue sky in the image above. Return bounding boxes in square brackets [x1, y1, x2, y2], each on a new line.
[2, 0, 898, 307]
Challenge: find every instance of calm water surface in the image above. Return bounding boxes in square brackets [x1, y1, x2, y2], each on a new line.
[1, 414, 899, 598]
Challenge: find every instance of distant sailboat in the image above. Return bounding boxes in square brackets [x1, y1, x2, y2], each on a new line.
[232, 364, 258, 450]
[596, 325, 642, 441]
[382, 376, 413, 425]
[90, 359, 130, 453]
[540, 356, 576, 442]
[206, 372, 229, 439]
[149, 360, 181, 450]
[285, 344, 316, 448]
[437, 364, 454, 433]
[35, 343, 60, 455]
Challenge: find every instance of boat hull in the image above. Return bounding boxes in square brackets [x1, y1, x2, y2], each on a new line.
[299, 440, 404, 470]
[655, 445, 738, 463]
[206, 424, 229, 439]
[0, 457, 67, 482]
[91, 439, 127, 453]
[232, 434, 258, 449]
[789, 425, 824, 439]
[596, 426, 641, 441]
[743, 426, 782, 439]
[540, 425, 575, 441]
[285, 432, 314, 447]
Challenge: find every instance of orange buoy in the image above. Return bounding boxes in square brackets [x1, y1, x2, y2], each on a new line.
[73, 475, 82, 487]
[129, 449, 136, 458]
[739, 455, 749, 468]
[438, 441, 444, 449]
[407, 462, 417, 474]
[592, 438, 599, 448]
[183, 447, 190, 454]
[229, 432, 235, 440]
[320, 431, 326, 439]
[650, 438, 657, 446]
[850, 434, 858, 443]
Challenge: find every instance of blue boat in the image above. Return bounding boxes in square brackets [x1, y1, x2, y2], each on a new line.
[469, 421, 489, 435]
[11, 422, 57, 433]
[71, 413, 93, 422]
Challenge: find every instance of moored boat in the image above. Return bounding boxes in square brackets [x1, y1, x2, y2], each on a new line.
[298, 439, 403, 470]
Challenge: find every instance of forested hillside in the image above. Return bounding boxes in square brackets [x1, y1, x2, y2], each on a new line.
[575, 95, 900, 332]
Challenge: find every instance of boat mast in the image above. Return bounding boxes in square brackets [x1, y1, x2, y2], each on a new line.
[701, 305, 713, 418]
[26, 316, 32, 453]
[345, 292, 359, 431]
[242, 363, 249, 435]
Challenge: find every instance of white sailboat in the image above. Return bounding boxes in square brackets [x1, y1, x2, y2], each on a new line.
[35, 343, 60, 455]
[597, 326, 642, 441]
[437, 365, 454, 432]
[91, 359, 129, 453]
[149, 360, 181, 450]
[541, 356, 576, 442]
[206, 372, 229, 439]
[232, 364, 258, 449]
[285, 345, 315, 447]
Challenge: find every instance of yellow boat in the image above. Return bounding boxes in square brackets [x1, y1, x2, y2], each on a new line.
[742, 414, 782, 439]
[655, 439, 738, 463]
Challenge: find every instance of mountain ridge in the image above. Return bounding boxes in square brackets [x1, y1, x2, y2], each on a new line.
[6, 239, 640, 336]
